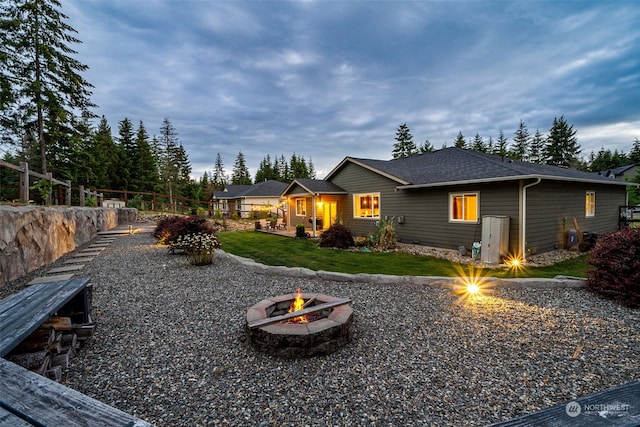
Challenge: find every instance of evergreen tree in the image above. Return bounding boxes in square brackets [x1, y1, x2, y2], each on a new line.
[231, 151, 252, 185]
[544, 116, 581, 167]
[90, 116, 126, 189]
[494, 130, 509, 158]
[0, 0, 95, 174]
[629, 138, 640, 164]
[116, 118, 135, 189]
[157, 118, 191, 203]
[290, 153, 309, 179]
[255, 155, 274, 183]
[454, 131, 466, 149]
[418, 139, 434, 153]
[307, 157, 316, 179]
[511, 120, 529, 160]
[529, 129, 545, 164]
[212, 152, 227, 190]
[133, 121, 158, 192]
[392, 123, 417, 158]
[486, 136, 494, 154]
[470, 133, 486, 153]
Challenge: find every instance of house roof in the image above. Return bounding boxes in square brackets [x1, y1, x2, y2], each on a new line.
[281, 178, 348, 196]
[213, 180, 287, 200]
[595, 164, 637, 178]
[325, 147, 634, 189]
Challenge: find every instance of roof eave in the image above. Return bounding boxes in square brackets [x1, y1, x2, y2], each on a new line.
[325, 157, 411, 185]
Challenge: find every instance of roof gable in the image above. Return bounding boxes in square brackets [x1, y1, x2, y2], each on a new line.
[282, 178, 347, 196]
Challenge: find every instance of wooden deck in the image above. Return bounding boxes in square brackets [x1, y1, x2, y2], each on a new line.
[490, 379, 640, 426]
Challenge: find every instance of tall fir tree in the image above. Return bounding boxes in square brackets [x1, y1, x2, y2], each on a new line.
[0, 0, 95, 174]
[116, 118, 135, 189]
[629, 138, 640, 164]
[494, 130, 509, 158]
[454, 131, 466, 149]
[392, 123, 417, 158]
[511, 120, 529, 160]
[254, 155, 275, 183]
[529, 129, 545, 164]
[544, 116, 580, 167]
[212, 152, 227, 190]
[133, 121, 158, 192]
[231, 151, 252, 185]
[471, 133, 486, 153]
[419, 139, 434, 153]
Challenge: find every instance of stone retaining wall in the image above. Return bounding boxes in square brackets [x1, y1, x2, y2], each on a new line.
[0, 206, 137, 286]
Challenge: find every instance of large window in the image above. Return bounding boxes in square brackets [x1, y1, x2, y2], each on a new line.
[585, 191, 595, 217]
[295, 198, 306, 216]
[450, 192, 478, 222]
[353, 193, 380, 218]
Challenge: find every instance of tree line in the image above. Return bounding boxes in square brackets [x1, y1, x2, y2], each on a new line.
[392, 118, 640, 172]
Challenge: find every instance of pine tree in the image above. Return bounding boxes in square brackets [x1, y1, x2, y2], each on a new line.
[453, 132, 466, 149]
[254, 155, 274, 183]
[307, 157, 316, 179]
[511, 120, 529, 160]
[0, 0, 95, 174]
[290, 153, 309, 179]
[212, 152, 227, 190]
[544, 116, 580, 167]
[133, 121, 158, 192]
[231, 151, 252, 185]
[116, 118, 135, 189]
[470, 133, 486, 153]
[494, 130, 509, 158]
[392, 123, 417, 158]
[629, 138, 640, 164]
[529, 129, 545, 164]
[418, 139, 434, 153]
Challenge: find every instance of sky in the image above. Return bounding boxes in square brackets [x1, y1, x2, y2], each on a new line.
[63, 0, 640, 180]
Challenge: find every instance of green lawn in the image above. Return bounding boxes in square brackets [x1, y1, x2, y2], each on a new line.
[217, 230, 591, 278]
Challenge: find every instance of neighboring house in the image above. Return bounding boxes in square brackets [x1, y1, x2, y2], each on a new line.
[282, 147, 635, 258]
[212, 180, 287, 218]
[596, 164, 638, 181]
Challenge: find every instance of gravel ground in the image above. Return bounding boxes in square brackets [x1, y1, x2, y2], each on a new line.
[5, 231, 639, 426]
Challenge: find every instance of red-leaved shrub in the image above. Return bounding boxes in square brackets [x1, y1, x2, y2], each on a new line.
[318, 224, 355, 249]
[586, 227, 640, 308]
[153, 215, 217, 245]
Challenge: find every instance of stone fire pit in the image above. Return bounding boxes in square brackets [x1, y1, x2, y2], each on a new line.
[246, 291, 354, 358]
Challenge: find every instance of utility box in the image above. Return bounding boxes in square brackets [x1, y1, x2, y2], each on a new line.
[481, 216, 510, 264]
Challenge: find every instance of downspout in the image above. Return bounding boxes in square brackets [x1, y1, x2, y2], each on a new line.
[312, 194, 317, 237]
[521, 178, 542, 259]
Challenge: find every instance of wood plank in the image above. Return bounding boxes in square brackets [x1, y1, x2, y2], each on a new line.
[0, 359, 153, 426]
[0, 406, 32, 427]
[28, 274, 74, 285]
[490, 379, 640, 426]
[0, 278, 90, 357]
[247, 298, 352, 329]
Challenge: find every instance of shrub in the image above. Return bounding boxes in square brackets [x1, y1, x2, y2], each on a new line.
[368, 218, 397, 250]
[295, 224, 307, 238]
[153, 215, 217, 245]
[586, 227, 640, 308]
[174, 232, 222, 265]
[319, 223, 355, 249]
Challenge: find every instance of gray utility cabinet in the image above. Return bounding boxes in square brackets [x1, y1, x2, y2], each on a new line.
[481, 215, 510, 264]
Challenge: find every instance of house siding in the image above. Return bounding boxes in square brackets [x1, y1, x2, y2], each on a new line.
[330, 163, 523, 254]
[525, 181, 625, 253]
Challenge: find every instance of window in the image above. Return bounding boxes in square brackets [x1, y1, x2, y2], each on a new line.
[295, 198, 306, 216]
[450, 192, 478, 222]
[585, 191, 595, 217]
[353, 193, 380, 218]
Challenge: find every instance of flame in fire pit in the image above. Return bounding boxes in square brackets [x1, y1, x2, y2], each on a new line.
[288, 288, 308, 323]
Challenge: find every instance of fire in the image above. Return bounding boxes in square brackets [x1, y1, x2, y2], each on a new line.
[288, 288, 308, 323]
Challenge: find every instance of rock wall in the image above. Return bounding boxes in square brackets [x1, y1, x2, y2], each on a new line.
[0, 206, 137, 286]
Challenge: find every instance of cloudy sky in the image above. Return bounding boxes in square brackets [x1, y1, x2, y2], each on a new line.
[64, 0, 640, 179]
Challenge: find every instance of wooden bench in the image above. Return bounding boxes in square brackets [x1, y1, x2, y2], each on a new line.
[490, 379, 640, 426]
[0, 278, 153, 426]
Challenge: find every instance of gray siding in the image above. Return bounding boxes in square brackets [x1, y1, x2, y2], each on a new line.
[525, 181, 625, 253]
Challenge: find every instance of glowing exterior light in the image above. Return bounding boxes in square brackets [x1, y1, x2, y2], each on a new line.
[466, 283, 480, 294]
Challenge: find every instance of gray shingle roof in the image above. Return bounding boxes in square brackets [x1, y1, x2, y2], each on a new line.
[283, 178, 347, 195]
[213, 180, 287, 199]
[346, 147, 629, 188]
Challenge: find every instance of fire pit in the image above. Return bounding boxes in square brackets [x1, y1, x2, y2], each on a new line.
[246, 289, 354, 357]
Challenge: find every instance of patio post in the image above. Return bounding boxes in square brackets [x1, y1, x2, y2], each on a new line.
[312, 195, 317, 237]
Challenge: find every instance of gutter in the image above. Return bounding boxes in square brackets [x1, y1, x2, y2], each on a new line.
[521, 178, 542, 259]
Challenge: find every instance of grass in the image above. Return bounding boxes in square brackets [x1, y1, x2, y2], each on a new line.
[217, 230, 591, 278]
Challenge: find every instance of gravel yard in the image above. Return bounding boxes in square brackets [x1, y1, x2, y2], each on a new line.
[9, 231, 639, 426]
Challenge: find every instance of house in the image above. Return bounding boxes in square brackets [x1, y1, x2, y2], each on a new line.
[212, 180, 287, 219]
[596, 164, 638, 181]
[282, 147, 635, 259]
